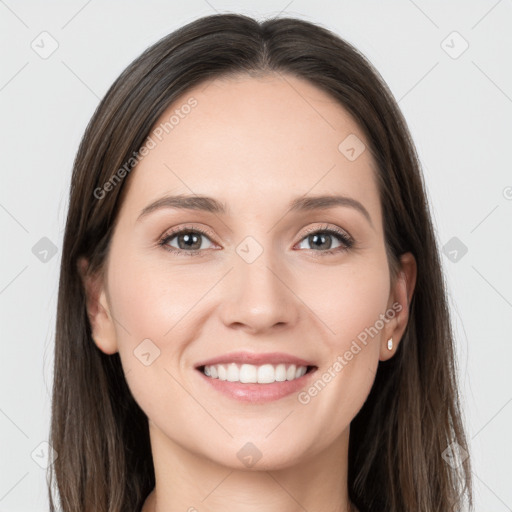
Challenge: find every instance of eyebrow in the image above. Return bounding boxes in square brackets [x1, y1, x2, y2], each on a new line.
[137, 194, 373, 227]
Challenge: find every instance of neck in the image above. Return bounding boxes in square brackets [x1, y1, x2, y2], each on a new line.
[141, 422, 356, 512]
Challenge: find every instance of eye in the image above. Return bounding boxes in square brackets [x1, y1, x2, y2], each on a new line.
[295, 224, 354, 256]
[158, 223, 354, 257]
[159, 225, 217, 256]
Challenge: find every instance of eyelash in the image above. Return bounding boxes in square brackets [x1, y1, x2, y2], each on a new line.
[158, 223, 354, 257]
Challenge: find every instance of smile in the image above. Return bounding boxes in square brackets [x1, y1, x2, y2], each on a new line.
[200, 363, 313, 383]
[194, 351, 318, 403]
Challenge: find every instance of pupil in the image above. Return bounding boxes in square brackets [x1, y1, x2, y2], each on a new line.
[311, 233, 331, 250]
[179, 233, 200, 250]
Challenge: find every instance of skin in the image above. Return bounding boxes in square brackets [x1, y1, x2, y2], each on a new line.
[80, 72, 416, 512]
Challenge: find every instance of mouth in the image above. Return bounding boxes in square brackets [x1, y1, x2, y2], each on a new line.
[194, 352, 318, 403]
[197, 363, 317, 383]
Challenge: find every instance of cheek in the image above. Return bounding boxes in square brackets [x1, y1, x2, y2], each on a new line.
[106, 252, 204, 428]
[293, 258, 389, 432]
[107, 248, 208, 348]
[300, 256, 391, 350]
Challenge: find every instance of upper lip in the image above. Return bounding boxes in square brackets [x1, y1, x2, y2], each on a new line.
[195, 351, 316, 368]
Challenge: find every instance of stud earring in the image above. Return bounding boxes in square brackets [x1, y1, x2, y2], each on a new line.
[387, 338, 393, 351]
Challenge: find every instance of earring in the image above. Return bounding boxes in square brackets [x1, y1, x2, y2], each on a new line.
[387, 338, 393, 351]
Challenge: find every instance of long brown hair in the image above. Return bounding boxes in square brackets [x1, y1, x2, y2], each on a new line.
[48, 13, 473, 512]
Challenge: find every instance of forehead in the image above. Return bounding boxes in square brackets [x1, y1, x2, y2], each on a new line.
[120, 72, 380, 222]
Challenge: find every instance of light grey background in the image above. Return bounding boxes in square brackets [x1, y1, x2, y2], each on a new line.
[1, 1, 511, 510]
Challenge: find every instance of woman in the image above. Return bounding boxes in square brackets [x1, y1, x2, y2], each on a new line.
[48, 13, 473, 512]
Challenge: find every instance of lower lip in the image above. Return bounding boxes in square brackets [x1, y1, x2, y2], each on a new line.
[196, 368, 317, 403]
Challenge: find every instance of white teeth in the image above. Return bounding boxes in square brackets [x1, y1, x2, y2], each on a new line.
[258, 364, 275, 384]
[240, 364, 257, 383]
[275, 364, 287, 382]
[226, 363, 239, 382]
[201, 363, 309, 383]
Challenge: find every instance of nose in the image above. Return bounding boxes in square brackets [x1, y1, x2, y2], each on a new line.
[217, 247, 300, 334]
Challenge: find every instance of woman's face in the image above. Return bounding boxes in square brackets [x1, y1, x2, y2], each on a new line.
[86, 72, 415, 470]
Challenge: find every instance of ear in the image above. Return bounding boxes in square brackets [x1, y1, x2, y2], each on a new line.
[77, 257, 118, 355]
[379, 252, 417, 361]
